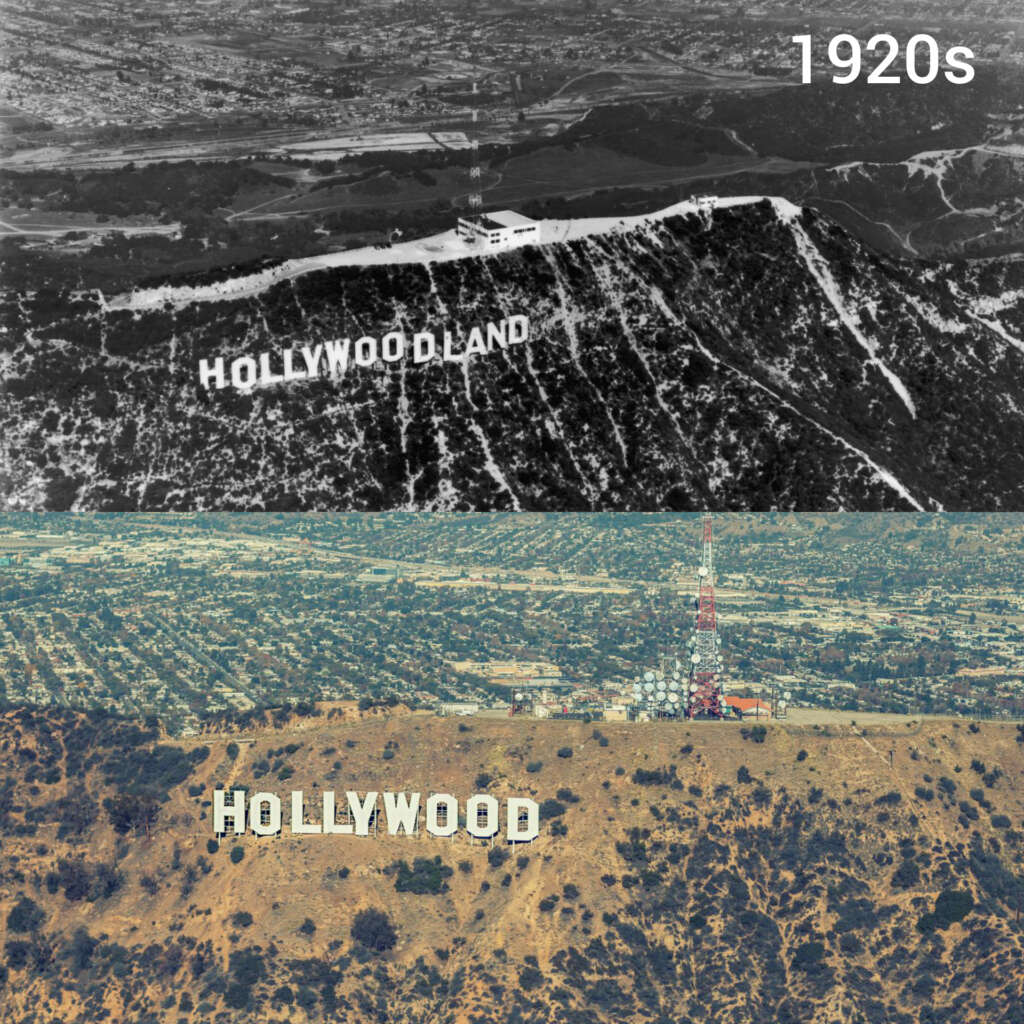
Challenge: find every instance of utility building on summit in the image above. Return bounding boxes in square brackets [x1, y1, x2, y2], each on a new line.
[458, 210, 540, 250]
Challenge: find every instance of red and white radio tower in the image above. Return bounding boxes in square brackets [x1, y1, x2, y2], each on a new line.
[686, 515, 724, 718]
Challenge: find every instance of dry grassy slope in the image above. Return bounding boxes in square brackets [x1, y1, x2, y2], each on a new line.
[0, 707, 1022, 1024]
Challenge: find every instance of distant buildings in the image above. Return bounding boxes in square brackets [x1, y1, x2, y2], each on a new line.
[437, 701, 480, 716]
[721, 696, 771, 718]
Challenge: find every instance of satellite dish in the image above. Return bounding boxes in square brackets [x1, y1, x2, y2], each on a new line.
[514, 692, 524, 701]
[668, 693, 679, 704]
[668, 682, 678, 692]
[644, 682, 655, 693]
[691, 653, 701, 664]
[783, 691, 792, 701]
[644, 671, 655, 682]
[689, 683, 698, 693]
[698, 567, 708, 577]
[778, 701, 787, 710]
[674, 659, 682, 670]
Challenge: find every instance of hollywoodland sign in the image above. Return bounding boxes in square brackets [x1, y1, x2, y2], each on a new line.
[214, 789, 540, 843]
[198, 315, 531, 393]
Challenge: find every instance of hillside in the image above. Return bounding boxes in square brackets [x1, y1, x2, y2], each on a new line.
[2, 199, 1024, 512]
[0, 705, 1022, 1024]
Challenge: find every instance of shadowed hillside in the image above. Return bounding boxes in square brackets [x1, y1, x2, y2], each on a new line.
[3, 201, 1024, 512]
[0, 705, 1022, 1023]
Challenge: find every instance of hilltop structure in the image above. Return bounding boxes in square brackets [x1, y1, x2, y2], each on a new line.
[457, 210, 540, 250]
[686, 514, 726, 719]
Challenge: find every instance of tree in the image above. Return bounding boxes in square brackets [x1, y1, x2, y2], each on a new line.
[6, 897, 44, 934]
[351, 908, 397, 952]
[104, 793, 160, 837]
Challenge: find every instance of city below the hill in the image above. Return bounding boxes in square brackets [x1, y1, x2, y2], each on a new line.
[0, 514, 1021, 734]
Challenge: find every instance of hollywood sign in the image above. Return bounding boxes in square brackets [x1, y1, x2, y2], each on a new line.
[198, 315, 530, 393]
[214, 789, 540, 843]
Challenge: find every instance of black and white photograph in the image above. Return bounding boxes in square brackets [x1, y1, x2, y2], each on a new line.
[2, 1, 1022, 511]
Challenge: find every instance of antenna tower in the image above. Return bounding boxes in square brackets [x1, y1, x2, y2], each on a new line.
[468, 79, 482, 227]
[686, 515, 724, 718]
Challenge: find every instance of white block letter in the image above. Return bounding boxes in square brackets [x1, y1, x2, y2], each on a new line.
[291, 790, 322, 834]
[383, 791, 421, 835]
[250, 792, 281, 836]
[213, 789, 246, 835]
[508, 314, 529, 344]
[426, 793, 458, 837]
[347, 791, 378, 836]
[199, 357, 226, 390]
[413, 332, 436, 363]
[466, 794, 499, 839]
[507, 798, 539, 842]
[324, 338, 350, 376]
[231, 356, 257, 389]
[322, 790, 353, 834]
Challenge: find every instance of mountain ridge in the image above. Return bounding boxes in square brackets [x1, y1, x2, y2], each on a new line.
[2, 199, 1023, 512]
[0, 705, 1022, 1024]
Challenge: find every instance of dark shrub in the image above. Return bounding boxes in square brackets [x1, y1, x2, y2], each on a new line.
[538, 799, 567, 821]
[487, 848, 509, 870]
[792, 941, 826, 973]
[557, 747, 573, 759]
[891, 858, 920, 889]
[5, 941, 30, 969]
[230, 846, 245, 864]
[6, 897, 44, 934]
[394, 856, 453, 894]
[519, 965, 544, 990]
[224, 982, 250, 1009]
[917, 889, 973, 933]
[351, 908, 397, 952]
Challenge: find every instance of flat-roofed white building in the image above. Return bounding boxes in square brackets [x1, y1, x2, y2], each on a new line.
[458, 210, 540, 249]
[437, 701, 480, 716]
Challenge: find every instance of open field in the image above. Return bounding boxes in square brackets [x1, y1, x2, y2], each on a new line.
[0, 207, 179, 238]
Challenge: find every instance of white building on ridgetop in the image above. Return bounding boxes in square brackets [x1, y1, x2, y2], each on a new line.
[458, 210, 540, 250]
